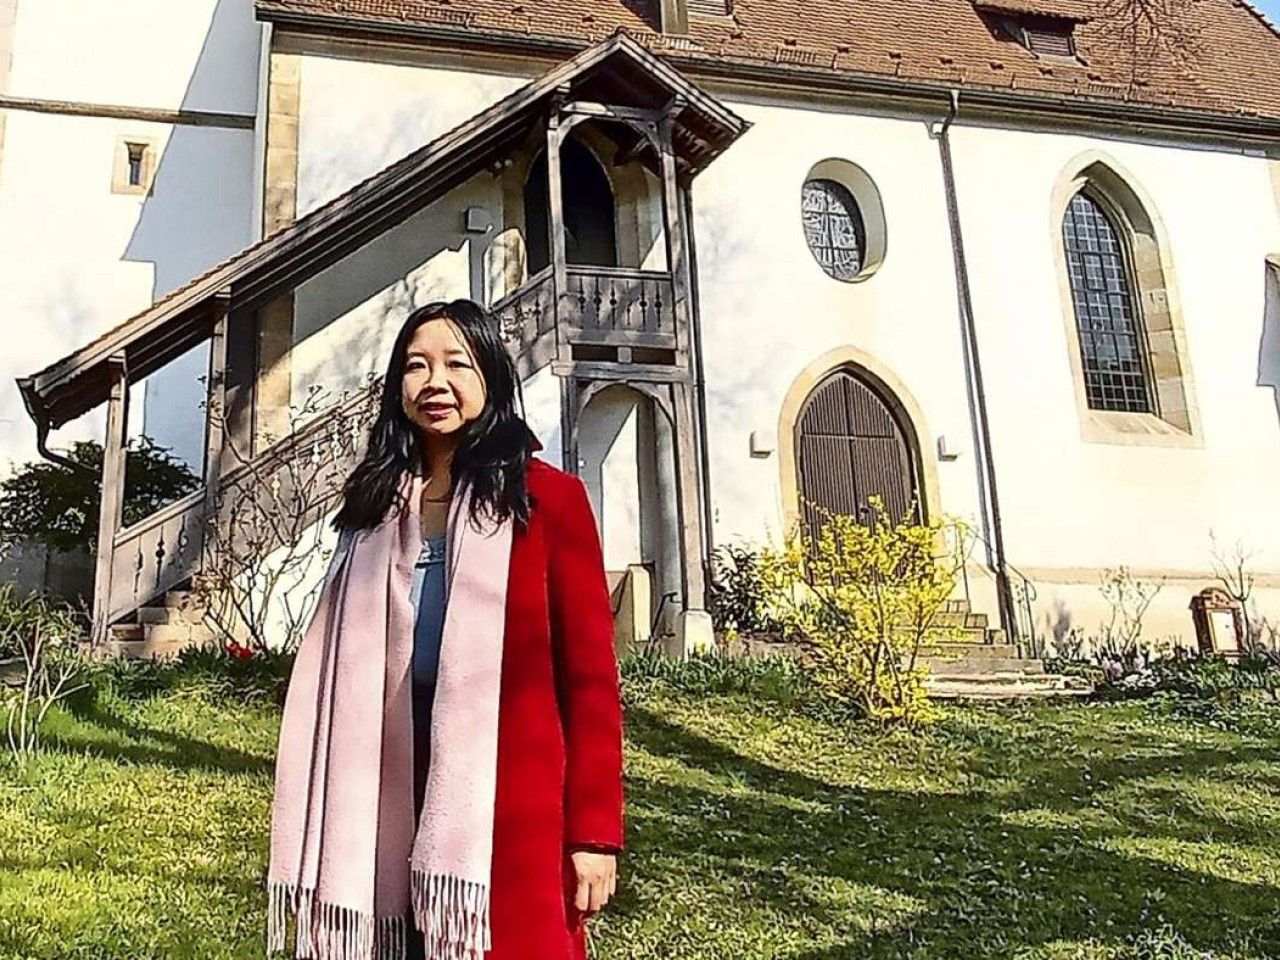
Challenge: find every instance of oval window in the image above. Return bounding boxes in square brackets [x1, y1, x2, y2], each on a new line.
[801, 177, 867, 282]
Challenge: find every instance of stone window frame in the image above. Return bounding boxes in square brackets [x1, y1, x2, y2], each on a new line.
[111, 135, 158, 196]
[1050, 151, 1203, 448]
[800, 158, 888, 284]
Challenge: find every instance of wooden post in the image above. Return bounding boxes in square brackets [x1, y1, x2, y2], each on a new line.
[670, 378, 706, 611]
[547, 94, 577, 473]
[658, 110, 691, 365]
[91, 354, 129, 647]
[657, 108, 707, 612]
[202, 295, 231, 565]
[546, 103, 568, 358]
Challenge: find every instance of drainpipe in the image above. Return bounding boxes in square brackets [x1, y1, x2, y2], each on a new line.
[933, 89, 1017, 642]
[16, 379, 95, 476]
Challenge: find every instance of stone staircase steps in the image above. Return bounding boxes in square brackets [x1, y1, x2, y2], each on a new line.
[926, 673, 1093, 700]
[106, 591, 216, 660]
[921, 655, 1046, 676]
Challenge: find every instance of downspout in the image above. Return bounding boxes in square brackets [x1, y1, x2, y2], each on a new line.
[15, 379, 95, 476]
[682, 185, 716, 578]
[933, 89, 1017, 642]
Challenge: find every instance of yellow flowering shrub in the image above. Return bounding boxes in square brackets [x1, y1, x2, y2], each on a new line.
[758, 496, 970, 728]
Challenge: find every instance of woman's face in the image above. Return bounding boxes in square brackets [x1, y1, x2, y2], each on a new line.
[400, 317, 487, 440]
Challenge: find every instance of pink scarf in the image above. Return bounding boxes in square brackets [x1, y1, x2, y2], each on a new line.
[266, 472, 514, 960]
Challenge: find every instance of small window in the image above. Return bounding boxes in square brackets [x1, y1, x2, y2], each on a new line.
[982, 8, 1078, 59]
[126, 143, 147, 187]
[112, 136, 156, 195]
[1024, 20, 1076, 57]
[801, 178, 867, 282]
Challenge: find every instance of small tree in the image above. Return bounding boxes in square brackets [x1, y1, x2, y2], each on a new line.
[758, 495, 968, 728]
[708, 542, 782, 639]
[1209, 532, 1262, 654]
[0, 436, 199, 553]
[195, 380, 379, 654]
[0, 585, 87, 766]
[1096, 566, 1163, 665]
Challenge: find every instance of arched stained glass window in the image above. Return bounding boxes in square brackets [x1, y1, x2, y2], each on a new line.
[1062, 190, 1154, 413]
[801, 178, 866, 282]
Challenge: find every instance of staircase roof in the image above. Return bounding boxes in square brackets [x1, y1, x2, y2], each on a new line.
[17, 30, 748, 434]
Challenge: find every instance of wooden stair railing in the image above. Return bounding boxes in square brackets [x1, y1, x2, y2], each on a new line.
[101, 275, 561, 636]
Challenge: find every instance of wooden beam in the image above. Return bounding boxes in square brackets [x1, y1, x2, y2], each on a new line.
[659, 115, 692, 363]
[670, 379, 707, 611]
[203, 301, 231, 533]
[562, 101, 667, 125]
[546, 114, 569, 365]
[550, 360, 691, 383]
[222, 305, 259, 471]
[90, 355, 129, 647]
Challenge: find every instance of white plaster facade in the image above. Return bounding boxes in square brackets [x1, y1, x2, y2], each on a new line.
[283, 48, 1280, 645]
[0, 0, 260, 471]
[9, 16, 1280, 648]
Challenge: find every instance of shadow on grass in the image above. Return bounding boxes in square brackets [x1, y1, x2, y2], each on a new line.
[618, 704, 1280, 959]
[41, 688, 275, 777]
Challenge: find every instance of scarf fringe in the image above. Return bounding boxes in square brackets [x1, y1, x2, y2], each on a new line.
[411, 870, 492, 960]
[267, 880, 410, 960]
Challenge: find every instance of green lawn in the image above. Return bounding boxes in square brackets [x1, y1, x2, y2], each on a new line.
[2, 658, 1278, 959]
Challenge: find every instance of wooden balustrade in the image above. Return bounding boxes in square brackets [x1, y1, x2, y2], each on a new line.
[101, 264, 680, 628]
[105, 380, 381, 622]
[561, 266, 677, 348]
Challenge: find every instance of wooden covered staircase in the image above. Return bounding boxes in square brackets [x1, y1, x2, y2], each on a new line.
[16, 33, 749, 656]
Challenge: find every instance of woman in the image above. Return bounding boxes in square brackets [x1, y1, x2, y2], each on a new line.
[266, 299, 625, 960]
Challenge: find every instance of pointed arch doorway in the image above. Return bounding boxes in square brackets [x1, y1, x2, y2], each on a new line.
[794, 366, 923, 536]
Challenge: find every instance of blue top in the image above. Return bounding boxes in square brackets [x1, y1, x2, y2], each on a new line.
[410, 533, 448, 816]
[326, 528, 449, 818]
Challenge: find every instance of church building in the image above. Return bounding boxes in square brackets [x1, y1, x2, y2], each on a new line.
[4, 0, 1280, 657]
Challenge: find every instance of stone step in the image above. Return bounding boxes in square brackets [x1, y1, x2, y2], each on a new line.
[136, 605, 202, 626]
[921, 656, 1046, 677]
[927, 674, 1093, 701]
[941, 599, 971, 614]
[104, 622, 216, 660]
[919, 642, 1019, 659]
[103, 634, 215, 660]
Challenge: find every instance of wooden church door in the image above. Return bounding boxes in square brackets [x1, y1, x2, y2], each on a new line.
[795, 368, 920, 537]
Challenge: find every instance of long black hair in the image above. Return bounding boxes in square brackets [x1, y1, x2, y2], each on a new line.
[332, 298, 539, 533]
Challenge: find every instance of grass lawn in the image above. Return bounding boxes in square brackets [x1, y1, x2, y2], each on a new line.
[1, 656, 1278, 959]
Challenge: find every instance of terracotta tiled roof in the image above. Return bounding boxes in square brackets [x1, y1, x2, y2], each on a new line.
[259, 0, 1280, 125]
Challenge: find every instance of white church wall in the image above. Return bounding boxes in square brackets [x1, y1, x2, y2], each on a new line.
[0, 0, 259, 474]
[290, 172, 500, 409]
[689, 94, 985, 550]
[290, 52, 562, 437]
[578, 386, 646, 571]
[282, 50, 1280, 647]
[950, 124, 1280, 642]
[5, 0, 259, 113]
[295, 53, 527, 217]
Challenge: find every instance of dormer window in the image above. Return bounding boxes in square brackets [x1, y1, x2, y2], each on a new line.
[975, 4, 1081, 59]
[1017, 16, 1077, 57]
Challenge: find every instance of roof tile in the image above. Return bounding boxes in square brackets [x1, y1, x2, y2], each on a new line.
[258, 0, 1280, 122]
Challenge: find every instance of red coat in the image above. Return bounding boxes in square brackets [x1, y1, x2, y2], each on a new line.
[487, 455, 626, 959]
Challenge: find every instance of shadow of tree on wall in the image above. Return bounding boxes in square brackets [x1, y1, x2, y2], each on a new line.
[121, 0, 258, 474]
